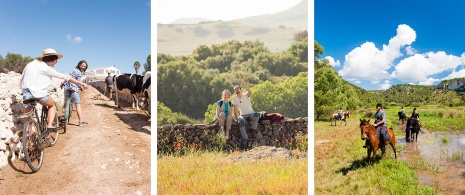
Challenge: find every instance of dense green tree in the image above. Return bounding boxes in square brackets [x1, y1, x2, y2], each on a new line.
[288, 36, 308, 63]
[143, 55, 151, 74]
[193, 45, 211, 62]
[158, 101, 200, 125]
[157, 60, 211, 119]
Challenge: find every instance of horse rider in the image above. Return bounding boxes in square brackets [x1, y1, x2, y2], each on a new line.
[363, 103, 388, 148]
[411, 108, 422, 131]
[338, 107, 343, 120]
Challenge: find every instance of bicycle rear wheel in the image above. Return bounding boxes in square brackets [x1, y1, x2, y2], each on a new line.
[48, 114, 59, 146]
[23, 119, 44, 172]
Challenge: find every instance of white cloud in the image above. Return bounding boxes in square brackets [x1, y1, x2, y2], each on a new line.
[73, 37, 82, 43]
[339, 24, 416, 84]
[405, 46, 417, 55]
[324, 56, 340, 67]
[442, 69, 465, 81]
[379, 80, 391, 90]
[391, 51, 463, 83]
[66, 34, 83, 44]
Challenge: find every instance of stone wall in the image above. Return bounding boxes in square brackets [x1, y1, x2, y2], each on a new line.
[157, 117, 308, 152]
[0, 72, 65, 168]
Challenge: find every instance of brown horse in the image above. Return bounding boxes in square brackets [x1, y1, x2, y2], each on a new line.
[330, 113, 346, 126]
[359, 119, 397, 162]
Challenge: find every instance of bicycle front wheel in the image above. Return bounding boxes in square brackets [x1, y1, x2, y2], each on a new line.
[64, 98, 72, 133]
[48, 114, 59, 146]
[23, 119, 44, 172]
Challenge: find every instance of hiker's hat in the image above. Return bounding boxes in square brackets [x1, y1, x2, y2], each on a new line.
[37, 48, 63, 60]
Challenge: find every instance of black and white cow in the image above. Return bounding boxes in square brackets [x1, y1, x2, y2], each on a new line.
[142, 71, 151, 113]
[113, 73, 144, 110]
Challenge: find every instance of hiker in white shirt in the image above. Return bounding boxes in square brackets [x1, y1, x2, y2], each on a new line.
[232, 79, 259, 150]
[20, 48, 88, 131]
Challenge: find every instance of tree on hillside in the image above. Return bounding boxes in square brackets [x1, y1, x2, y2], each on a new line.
[294, 30, 308, 42]
[134, 61, 141, 74]
[288, 36, 308, 63]
[143, 55, 151, 74]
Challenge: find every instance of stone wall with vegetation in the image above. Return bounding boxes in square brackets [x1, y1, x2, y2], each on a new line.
[157, 117, 308, 153]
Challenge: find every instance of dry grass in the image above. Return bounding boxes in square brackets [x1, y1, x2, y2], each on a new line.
[157, 151, 307, 194]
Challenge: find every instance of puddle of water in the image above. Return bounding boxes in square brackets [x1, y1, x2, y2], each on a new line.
[397, 130, 465, 193]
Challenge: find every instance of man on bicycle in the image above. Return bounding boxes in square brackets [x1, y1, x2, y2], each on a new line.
[20, 48, 88, 131]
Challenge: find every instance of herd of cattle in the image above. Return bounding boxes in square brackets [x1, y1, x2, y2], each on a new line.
[111, 71, 151, 112]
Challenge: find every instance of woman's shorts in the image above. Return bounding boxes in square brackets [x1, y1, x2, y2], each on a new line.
[64, 90, 81, 104]
[22, 88, 50, 108]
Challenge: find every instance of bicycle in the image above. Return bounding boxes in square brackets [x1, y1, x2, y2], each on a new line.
[62, 89, 75, 133]
[21, 99, 61, 172]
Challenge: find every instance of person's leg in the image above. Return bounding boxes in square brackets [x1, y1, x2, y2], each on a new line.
[72, 91, 87, 126]
[40, 96, 56, 128]
[225, 115, 233, 138]
[218, 112, 226, 130]
[108, 86, 113, 100]
[238, 115, 249, 148]
[250, 112, 259, 130]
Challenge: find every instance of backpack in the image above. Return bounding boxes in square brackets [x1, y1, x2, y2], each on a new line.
[218, 100, 232, 108]
[267, 113, 284, 123]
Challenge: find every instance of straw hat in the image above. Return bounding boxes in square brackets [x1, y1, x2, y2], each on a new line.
[37, 48, 63, 60]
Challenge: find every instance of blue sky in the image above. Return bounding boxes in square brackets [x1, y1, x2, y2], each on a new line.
[0, 0, 150, 75]
[315, 0, 465, 90]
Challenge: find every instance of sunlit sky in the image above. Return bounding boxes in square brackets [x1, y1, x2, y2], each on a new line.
[316, 0, 465, 90]
[156, 0, 302, 24]
[0, 0, 150, 75]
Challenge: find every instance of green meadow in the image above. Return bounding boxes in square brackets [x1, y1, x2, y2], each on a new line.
[315, 105, 465, 194]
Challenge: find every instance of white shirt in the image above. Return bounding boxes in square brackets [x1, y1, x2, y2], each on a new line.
[20, 59, 71, 97]
[232, 92, 254, 115]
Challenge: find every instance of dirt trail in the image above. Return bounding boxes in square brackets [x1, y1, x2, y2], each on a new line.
[0, 86, 151, 194]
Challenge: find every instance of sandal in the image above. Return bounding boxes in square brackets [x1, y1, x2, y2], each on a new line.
[79, 121, 88, 127]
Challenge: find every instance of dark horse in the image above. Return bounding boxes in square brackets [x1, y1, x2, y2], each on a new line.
[330, 113, 346, 126]
[398, 111, 407, 124]
[359, 119, 397, 162]
[406, 117, 420, 142]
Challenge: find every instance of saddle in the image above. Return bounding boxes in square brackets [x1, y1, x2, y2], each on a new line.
[375, 126, 390, 142]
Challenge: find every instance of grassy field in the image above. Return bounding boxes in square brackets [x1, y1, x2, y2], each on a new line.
[158, 151, 308, 194]
[313, 105, 465, 194]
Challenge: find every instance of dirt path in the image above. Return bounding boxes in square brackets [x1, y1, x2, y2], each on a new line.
[0, 86, 151, 194]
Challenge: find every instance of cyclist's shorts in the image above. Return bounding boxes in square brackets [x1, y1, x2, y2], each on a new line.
[22, 88, 50, 108]
[64, 90, 81, 104]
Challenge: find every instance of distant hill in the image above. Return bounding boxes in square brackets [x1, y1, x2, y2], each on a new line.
[157, 0, 307, 56]
[171, 17, 212, 24]
[157, 21, 303, 56]
[233, 0, 308, 30]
